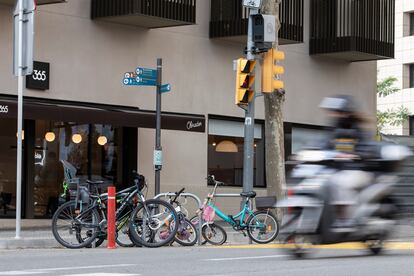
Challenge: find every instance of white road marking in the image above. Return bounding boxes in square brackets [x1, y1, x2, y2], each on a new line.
[0, 264, 137, 275]
[205, 255, 287, 261]
[69, 274, 140, 276]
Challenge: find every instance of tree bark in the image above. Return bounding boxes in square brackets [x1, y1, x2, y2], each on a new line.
[261, 0, 286, 219]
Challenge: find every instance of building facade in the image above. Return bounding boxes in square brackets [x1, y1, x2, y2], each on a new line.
[0, 0, 393, 218]
[378, 0, 414, 135]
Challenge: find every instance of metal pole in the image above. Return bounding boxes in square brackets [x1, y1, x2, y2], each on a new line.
[155, 58, 162, 196]
[15, 0, 24, 240]
[242, 8, 258, 196]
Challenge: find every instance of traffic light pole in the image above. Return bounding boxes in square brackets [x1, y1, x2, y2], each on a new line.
[242, 8, 258, 195]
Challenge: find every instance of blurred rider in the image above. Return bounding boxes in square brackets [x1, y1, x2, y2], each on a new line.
[319, 95, 374, 230]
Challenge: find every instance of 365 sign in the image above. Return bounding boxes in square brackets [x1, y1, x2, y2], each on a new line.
[26, 61, 50, 90]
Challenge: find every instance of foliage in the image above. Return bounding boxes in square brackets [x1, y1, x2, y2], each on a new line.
[377, 76, 399, 98]
[376, 76, 411, 133]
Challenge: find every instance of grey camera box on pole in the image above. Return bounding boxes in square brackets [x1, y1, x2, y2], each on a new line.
[13, 0, 35, 76]
[252, 14, 276, 43]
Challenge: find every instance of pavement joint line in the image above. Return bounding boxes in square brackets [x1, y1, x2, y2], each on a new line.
[211, 242, 414, 250]
[0, 264, 137, 275]
[205, 254, 288, 261]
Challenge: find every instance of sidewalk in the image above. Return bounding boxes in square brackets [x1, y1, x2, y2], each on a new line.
[2, 218, 414, 249]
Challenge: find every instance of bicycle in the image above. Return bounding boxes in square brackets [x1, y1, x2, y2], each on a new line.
[196, 175, 280, 245]
[52, 172, 178, 248]
[164, 188, 199, 246]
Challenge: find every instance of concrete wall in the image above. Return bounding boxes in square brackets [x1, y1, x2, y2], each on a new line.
[0, 0, 377, 212]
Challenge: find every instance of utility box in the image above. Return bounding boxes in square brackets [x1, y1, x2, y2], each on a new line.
[252, 14, 276, 43]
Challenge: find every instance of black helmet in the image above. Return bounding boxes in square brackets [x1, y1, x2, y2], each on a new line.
[319, 95, 356, 113]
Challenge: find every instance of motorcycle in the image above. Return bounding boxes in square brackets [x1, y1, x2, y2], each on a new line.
[278, 142, 412, 258]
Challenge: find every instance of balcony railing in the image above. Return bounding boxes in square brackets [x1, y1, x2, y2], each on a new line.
[91, 0, 196, 28]
[210, 0, 303, 45]
[0, 0, 65, 5]
[310, 0, 395, 61]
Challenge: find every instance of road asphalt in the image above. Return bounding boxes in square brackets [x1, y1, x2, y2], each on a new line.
[1, 245, 414, 276]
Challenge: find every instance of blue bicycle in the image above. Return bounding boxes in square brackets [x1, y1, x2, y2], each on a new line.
[196, 176, 279, 245]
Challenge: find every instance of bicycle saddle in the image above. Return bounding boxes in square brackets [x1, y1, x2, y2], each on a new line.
[86, 180, 105, 185]
[240, 191, 256, 198]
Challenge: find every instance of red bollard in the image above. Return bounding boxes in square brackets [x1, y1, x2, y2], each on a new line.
[107, 186, 116, 249]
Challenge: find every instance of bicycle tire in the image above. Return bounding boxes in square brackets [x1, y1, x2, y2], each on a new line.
[246, 210, 279, 244]
[174, 218, 198, 246]
[128, 199, 178, 248]
[52, 201, 100, 249]
[189, 215, 207, 245]
[202, 223, 227, 245]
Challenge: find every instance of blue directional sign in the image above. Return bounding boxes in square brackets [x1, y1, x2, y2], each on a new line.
[160, 83, 171, 93]
[136, 67, 157, 79]
[123, 74, 157, 86]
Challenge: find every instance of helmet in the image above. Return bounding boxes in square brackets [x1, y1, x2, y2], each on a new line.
[319, 95, 356, 113]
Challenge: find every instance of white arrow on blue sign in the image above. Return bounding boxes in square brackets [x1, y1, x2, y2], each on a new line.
[136, 67, 157, 79]
[160, 84, 171, 93]
[123, 77, 157, 86]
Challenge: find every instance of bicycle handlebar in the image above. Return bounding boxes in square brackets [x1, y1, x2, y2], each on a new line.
[171, 187, 185, 203]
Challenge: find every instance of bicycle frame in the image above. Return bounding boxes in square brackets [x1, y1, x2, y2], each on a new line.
[207, 200, 255, 228]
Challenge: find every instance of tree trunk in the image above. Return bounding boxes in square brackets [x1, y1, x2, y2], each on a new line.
[261, 0, 286, 219]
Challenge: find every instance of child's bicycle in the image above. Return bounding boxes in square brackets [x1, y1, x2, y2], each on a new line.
[191, 175, 279, 245]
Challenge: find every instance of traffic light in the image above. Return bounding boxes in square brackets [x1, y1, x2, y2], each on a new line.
[261, 49, 285, 93]
[235, 58, 256, 106]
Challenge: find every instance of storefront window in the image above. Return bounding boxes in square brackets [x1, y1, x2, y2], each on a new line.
[0, 119, 17, 218]
[207, 119, 265, 187]
[32, 121, 118, 218]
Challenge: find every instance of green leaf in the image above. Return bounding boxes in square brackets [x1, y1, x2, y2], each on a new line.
[377, 76, 399, 97]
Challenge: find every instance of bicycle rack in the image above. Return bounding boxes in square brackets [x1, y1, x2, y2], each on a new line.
[154, 192, 203, 246]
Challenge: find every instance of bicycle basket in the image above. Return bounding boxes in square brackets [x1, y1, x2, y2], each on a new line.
[255, 196, 277, 210]
[202, 205, 215, 223]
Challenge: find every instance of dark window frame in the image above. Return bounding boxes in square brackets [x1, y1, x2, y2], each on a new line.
[410, 12, 414, 36]
[410, 64, 414, 89]
[207, 116, 266, 188]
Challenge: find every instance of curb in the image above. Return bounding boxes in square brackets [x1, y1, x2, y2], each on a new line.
[0, 238, 60, 250]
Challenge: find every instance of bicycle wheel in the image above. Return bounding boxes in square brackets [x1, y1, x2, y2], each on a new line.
[202, 223, 227, 245]
[52, 201, 100, 249]
[129, 199, 178, 248]
[246, 210, 279, 244]
[116, 211, 135, 247]
[174, 217, 199, 246]
[190, 215, 207, 245]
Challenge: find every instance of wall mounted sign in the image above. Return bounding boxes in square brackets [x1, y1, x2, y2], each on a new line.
[26, 61, 50, 90]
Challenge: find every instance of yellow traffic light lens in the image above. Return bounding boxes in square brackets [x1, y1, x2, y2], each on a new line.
[274, 50, 285, 61]
[273, 80, 284, 90]
[273, 65, 285, 75]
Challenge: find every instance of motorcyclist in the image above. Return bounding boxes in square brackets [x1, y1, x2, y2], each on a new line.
[319, 95, 375, 230]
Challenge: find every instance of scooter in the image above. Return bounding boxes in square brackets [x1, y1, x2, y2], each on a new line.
[278, 142, 412, 258]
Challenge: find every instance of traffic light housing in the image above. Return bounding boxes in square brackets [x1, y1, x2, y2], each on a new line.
[262, 49, 285, 93]
[235, 58, 256, 106]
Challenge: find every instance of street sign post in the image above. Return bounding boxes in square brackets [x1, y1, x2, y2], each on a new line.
[123, 60, 170, 196]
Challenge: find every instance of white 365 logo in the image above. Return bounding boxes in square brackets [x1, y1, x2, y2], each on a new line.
[0, 105, 8, 113]
[32, 70, 47, 81]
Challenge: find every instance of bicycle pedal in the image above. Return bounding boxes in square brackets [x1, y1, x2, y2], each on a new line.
[241, 230, 247, 237]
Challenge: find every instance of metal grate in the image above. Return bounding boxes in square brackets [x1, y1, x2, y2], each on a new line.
[310, 0, 395, 61]
[91, 0, 196, 26]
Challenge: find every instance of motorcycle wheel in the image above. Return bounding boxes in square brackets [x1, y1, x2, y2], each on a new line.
[366, 239, 384, 255]
[285, 233, 314, 259]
